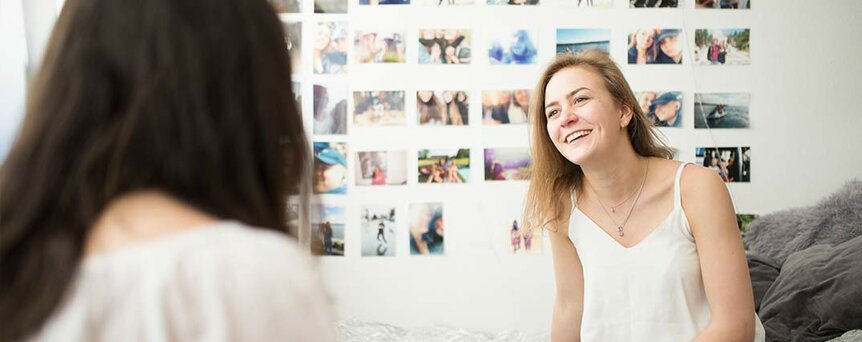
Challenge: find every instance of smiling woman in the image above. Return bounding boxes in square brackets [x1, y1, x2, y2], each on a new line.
[523, 50, 764, 341]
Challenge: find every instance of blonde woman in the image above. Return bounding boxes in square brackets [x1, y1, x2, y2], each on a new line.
[523, 50, 764, 341]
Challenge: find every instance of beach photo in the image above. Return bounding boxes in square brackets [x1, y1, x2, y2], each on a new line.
[311, 204, 347, 256]
[556, 28, 610, 55]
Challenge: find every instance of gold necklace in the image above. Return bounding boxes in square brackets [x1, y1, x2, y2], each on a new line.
[587, 158, 649, 237]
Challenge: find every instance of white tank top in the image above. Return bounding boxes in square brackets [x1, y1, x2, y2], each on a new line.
[568, 162, 765, 341]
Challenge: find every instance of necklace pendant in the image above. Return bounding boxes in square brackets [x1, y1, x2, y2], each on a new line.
[617, 226, 624, 237]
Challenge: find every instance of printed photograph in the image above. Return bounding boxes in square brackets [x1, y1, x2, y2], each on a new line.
[418, 148, 470, 184]
[313, 142, 348, 194]
[484, 147, 532, 181]
[410, 203, 444, 255]
[287, 202, 300, 234]
[418, 29, 472, 65]
[694, 93, 750, 128]
[315, 0, 347, 12]
[556, 28, 610, 54]
[628, 29, 683, 64]
[696, 0, 749, 9]
[482, 90, 530, 125]
[354, 91, 406, 126]
[361, 205, 398, 256]
[696, 146, 751, 183]
[694, 28, 751, 65]
[270, 0, 301, 12]
[360, 0, 409, 3]
[354, 31, 406, 63]
[416, 90, 469, 126]
[313, 21, 348, 74]
[636, 91, 683, 127]
[560, 0, 612, 7]
[630, 0, 679, 7]
[313, 82, 348, 135]
[311, 204, 347, 256]
[355, 151, 408, 186]
[488, 29, 538, 65]
[414, 0, 473, 5]
[282, 21, 301, 74]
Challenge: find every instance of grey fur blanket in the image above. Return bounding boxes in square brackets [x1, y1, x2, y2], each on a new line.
[744, 179, 862, 265]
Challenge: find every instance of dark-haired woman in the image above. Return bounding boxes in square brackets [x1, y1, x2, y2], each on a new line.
[0, 0, 334, 340]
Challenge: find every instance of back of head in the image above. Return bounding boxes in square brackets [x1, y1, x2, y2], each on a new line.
[523, 50, 672, 232]
[0, 0, 307, 339]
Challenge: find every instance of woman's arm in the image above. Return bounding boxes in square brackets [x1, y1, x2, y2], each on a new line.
[681, 165, 756, 342]
[548, 199, 584, 342]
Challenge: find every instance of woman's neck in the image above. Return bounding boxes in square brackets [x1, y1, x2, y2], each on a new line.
[85, 190, 218, 257]
[580, 145, 648, 204]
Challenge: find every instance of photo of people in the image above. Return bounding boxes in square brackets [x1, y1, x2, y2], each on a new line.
[282, 21, 301, 74]
[355, 151, 408, 186]
[418, 149, 470, 183]
[354, 91, 406, 126]
[487, 0, 538, 5]
[313, 142, 348, 194]
[361, 205, 397, 257]
[354, 31, 406, 63]
[488, 29, 537, 65]
[630, 0, 678, 7]
[694, 29, 751, 65]
[694, 92, 750, 129]
[416, 90, 469, 125]
[418, 29, 471, 65]
[482, 90, 530, 125]
[696, 0, 749, 9]
[636, 91, 683, 127]
[315, 0, 347, 12]
[556, 28, 610, 54]
[410, 203, 444, 255]
[627, 29, 682, 64]
[314, 82, 348, 135]
[313, 21, 348, 74]
[484, 147, 532, 181]
[270, 0, 301, 12]
[560, 0, 612, 7]
[695, 146, 751, 183]
[311, 204, 346, 256]
[414, 0, 473, 5]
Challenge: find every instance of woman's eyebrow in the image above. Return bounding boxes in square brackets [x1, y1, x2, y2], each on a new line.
[546, 87, 588, 108]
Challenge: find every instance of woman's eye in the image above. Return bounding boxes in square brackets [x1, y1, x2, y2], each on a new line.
[547, 109, 559, 118]
[574, 97, 588, 104]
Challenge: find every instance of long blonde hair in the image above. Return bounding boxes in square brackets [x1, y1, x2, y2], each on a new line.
[523, 50, 673, 233]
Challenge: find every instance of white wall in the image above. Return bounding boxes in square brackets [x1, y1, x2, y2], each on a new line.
[14, 0, 862, 335]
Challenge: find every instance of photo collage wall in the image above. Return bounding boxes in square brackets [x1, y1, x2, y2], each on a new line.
[275, 0, 754, 257]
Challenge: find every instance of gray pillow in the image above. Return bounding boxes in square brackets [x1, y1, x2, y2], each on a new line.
[758, 235, 862, 341]
[744, 179, 862, 265]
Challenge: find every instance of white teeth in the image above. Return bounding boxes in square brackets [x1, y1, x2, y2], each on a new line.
[566, 130, 591, 143]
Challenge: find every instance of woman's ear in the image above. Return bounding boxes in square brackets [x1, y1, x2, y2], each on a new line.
[620, 104, 634, 127]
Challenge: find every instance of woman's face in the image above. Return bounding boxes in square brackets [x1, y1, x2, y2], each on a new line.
[418, 91, 434, 103]
[456, 91, 467, 102]
[443, 91, 454, 103]
[433, 216, 444, 236]
[639, 92, 656, 114]
[316, 24, 332, 50]
[636, 30, 655, 49]
[544, 66, 628, 166]
[514, 90, 530, 107]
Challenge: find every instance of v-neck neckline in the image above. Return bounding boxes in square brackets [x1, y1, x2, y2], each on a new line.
[574, 206, 677, 250]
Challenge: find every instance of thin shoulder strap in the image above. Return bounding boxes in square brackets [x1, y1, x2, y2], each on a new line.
[674, 162, 691, 208]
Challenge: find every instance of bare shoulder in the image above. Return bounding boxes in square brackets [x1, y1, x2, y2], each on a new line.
[679, 163, 730, 204]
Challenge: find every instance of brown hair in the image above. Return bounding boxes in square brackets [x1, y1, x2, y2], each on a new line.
[523, 50, 673, 233]
[0, 0, 307, 339]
